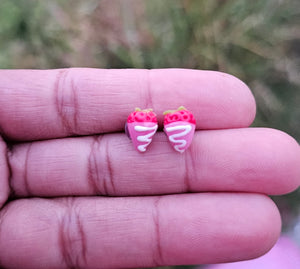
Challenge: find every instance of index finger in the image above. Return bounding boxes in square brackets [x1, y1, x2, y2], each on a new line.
[0, 68, 256, 141]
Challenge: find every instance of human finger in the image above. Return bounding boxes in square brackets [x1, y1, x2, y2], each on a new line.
[0, 193, 280, 268]
[0, 68, 256, 141]
[203, 236, 300, 269]
[8, 128, 300, 197]
[0, 136, 10, 208]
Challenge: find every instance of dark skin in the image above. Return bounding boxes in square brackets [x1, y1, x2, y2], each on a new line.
[0, 68, 299, 269]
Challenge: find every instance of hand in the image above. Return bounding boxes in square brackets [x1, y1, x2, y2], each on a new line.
[0, 69, 299, 269]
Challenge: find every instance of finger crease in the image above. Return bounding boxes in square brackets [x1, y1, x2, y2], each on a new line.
[59, 221, 73, 269]
[75, 213, 88, 266]
[152, 197, 164, 266]
[87, 136, 104, 196]
[24, 142, 33, 196]
[59, 198, 87, 269]
[54, 69, 79, 136]
[104, 136, 116, 196]
[5, 146, 14, 200]
[97, 136, 109, 196]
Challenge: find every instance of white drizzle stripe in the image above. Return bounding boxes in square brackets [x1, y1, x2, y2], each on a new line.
[134, 125, 158, 152]
[165, 125, 192, 153]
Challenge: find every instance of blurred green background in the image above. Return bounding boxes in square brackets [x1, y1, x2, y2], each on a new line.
[0, 0, 299, 268]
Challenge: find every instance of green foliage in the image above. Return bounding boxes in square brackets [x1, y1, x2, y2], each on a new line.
[0, 0, 71, 68]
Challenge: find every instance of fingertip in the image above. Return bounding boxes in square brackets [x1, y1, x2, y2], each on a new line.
[262, 128, 300, 194]
[217, 194, 282, 262]
[242, 194, 281, 260]
[221, 72, 257, 127]
[158, 193, 282, 265]
[147, 69, 257, 129]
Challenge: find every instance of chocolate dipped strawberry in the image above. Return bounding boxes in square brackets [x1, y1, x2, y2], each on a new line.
[163, 106, 196, 153]
[126, 108, 158, 152]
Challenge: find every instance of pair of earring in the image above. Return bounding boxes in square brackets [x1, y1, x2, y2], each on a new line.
[125, 106, 196, 153]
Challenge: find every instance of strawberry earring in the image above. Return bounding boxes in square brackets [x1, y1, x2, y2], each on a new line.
[125, 108, 158, 152]
[163, 106, 196, 153]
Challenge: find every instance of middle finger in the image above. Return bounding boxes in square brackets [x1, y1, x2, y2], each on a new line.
[9, 128, 300, 198]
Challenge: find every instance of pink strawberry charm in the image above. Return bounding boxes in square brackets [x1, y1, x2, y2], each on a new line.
[163, 106, 196, 153]
[125, 108, 158, 152]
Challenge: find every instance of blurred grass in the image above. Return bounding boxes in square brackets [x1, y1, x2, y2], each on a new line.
[0, 0, 299, 268]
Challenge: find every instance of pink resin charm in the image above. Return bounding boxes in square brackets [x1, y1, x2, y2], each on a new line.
[164, 121, 195, 153]
[164, 106, 196, 153]
[126, 108, 158, 152]
[127, 121, 158, 152]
